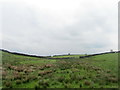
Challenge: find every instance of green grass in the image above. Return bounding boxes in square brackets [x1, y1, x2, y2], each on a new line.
[89, 53, 118, 74]
[52, 54, 85, 58]
[1, 51, 118, 88]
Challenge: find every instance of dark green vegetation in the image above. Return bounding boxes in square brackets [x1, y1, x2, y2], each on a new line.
[1, 50, 118, 88]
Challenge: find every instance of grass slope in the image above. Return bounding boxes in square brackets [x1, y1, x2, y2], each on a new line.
[1, 51, 118, 88]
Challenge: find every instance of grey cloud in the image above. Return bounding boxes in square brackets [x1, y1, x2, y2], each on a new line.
[1, 1, 118, 55]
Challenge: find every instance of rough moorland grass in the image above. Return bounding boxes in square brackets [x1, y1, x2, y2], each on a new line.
[1, 51, 118, 88]
[85, 53, 118, 74]
[1, 51, 56, 65]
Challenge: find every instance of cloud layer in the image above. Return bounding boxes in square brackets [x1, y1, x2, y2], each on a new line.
[1, 0, 118, 55]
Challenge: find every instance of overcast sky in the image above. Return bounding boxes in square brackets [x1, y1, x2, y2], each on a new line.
[0, 0, 119, 56]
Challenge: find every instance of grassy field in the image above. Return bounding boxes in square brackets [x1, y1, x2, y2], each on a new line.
[52, 54, 85, 58]
[1, 50, 118, 88]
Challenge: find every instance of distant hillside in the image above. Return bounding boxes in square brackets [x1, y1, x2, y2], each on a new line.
[0, 49, 119, 59]
[0, 49, 51, 58]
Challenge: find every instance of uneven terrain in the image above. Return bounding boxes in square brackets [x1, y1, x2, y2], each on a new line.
[1, 50, 118, 88]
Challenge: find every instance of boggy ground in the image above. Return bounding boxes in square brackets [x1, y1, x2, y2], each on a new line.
[1, 51, 118, 88]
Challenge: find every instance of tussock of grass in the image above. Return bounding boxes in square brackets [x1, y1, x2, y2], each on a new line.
[1, 51, 118, 88]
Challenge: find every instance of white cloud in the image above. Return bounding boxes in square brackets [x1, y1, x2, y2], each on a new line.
[1, 0, 118, 55]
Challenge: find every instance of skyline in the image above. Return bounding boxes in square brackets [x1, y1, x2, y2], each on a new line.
[0, 0, 118, 55]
